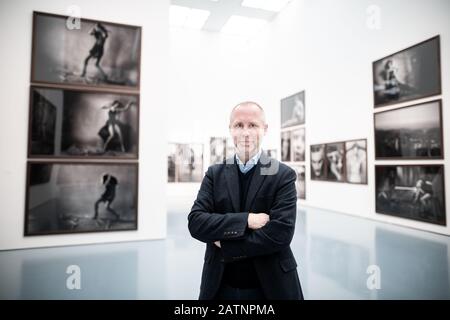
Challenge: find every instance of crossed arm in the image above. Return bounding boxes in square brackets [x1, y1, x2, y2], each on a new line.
[188, 167, 297, 261]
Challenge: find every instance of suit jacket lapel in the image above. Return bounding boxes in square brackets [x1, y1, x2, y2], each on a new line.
[225, 157, 240, 212]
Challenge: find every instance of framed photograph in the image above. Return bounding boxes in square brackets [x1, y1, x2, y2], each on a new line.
[168, 143, 204, 183]
[281, 91, 305, 128]
[374, 100, 443, 159]
[345, 139, 367, 184]
[210, 137, 234, 165]
[266, 149, 278, 160]
[291, 165, 306, 200]
[325, 142, 345, 182]
[281, 131, 291, 162]
[210, 137, 226, 165]
[291, 128, 305, 162]
[28, 86, 139, 159]
[310, 144, 327, 180]
[31, 11, 141, 90]
[25, 161, 138, 236]
[375, 165, 446, 226]
[373, 36, 441, 108]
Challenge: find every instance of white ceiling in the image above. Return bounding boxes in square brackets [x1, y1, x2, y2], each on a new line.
[171, 0, 281, 32]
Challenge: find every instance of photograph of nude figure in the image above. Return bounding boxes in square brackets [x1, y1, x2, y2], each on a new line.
[31, 11, 141, 90]
[24, 162, 138, 236]
[28, 86, 139, 159]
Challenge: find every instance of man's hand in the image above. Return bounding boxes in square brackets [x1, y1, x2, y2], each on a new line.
[248, 213, 270, 230]
[214, 241, 221, 248]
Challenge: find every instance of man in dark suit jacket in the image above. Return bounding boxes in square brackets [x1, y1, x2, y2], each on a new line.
[188, 101, 303, 300]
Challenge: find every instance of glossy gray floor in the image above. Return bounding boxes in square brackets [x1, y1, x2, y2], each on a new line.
[1, 205, 449, 299]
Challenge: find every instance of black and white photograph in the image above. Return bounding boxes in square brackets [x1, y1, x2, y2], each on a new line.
[31, 11, 141, 89]
[345, 139, 367, 184]
[374, 100, 443, 159]
[281, 131, 291, 162]
[281, 90, 305, 128]
[28, 86, 139, 159]
[210, 137, 226, 165]
[291, 128, 305, 162]
[291, 165, 306, 200]
[375, 165, 446, 226]
[25, 162, 138, 236]
[266, 149, 278, 160]
[168, 143, 203, 183]
[310, 144, 327, 180]
[373, 36, 441, 108]
[326, 142, 345, 182]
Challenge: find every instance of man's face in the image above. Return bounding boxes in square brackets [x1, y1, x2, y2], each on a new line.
[229, 104, 267, 160]
[311, 147, 325, 177]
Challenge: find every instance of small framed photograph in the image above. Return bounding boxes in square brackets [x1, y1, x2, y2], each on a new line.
[373, 36, 441, 108]
[31, 11, 141, 90]
[281, 131, 291, 162]
[168, 143, 204, 183]
[28, 86, 139, 159]
[25, 161, 138, 236]
[281, 91, 305, 128]
[291, 128, 305, 162]
[345, 139, 367, 184]
[266, 149, 278, 160]
[210, 137, 234, 165]
[291, 165, 306, 200]
[310, 144, 327, 180]
[374, 100, 444, 159]
[325, 142, 345, 182]
[375, 165, 446, 225]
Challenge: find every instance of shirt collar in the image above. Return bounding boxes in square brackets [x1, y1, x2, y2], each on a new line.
[235, 149, 262, 174]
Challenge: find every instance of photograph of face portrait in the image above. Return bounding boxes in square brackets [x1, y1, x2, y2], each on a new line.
[345, 139, 367, 184]
[28, 87, 139, 159]
[31, 12, 141, 89]
[281, 131, 291, 162]
[281, 91, 305, 128]
[373, 36, 441, 108]
[291, 128, 305, 162]
[25, 162, 138, 236]
[291, 165, 306, 199]
[168, 143, 203, 183]
[374, 100, 443, 160]
[326, 142, 345, 182]
[310, 144, 326, 180]
[375, 165, 446, 226]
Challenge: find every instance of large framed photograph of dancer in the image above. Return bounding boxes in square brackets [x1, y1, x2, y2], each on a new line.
[373, 36, 441, 108]
[24, 161, 138, 236]
[31, 11, 141, 90]
[28, 86, 139, 159]
[281, 91, 305, 129]
[168, 143, 204, 183]
[374, 100, 443, 160]
[375, 165, 446, 226]
[345, 139, 367, 184]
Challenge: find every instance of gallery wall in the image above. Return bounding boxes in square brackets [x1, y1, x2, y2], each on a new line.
[0, 0, 169, 250]
[167, 0, 450, 235]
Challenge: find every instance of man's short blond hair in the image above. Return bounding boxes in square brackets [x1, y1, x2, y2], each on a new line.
[229, 101, 266, 125]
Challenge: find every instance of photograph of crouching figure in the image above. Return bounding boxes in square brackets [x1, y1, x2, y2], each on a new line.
[375, 165, 446, 226]
[28, 87, 138, 159]
[25, 162, 138, 235]
[188, 101, 303, 300]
